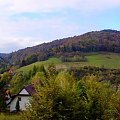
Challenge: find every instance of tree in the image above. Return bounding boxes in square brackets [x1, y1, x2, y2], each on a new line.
[31, 65, 38, 76]
[21, 60, 26, 67]
[47, 63, 57, 78]
[25, 54, 38, 65]
[80, 75, 119, 120]
[0, 72, 11, 112]
[23, 72, 120, 120]
[23, 71, 84, 120]
[0, 80, 6, 112]
[39, 64, 46, 74]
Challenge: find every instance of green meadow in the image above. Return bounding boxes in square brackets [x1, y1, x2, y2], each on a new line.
[85, 53, 120, 68]
[0, 113, 23, 120]
[19, 57, 62, 72]
[19, 53, 120, 72]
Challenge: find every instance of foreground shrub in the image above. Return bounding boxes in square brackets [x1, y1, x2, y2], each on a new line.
[23, 72, 120, 120]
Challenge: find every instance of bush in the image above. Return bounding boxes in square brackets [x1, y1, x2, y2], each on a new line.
[23, 72, 120, 120]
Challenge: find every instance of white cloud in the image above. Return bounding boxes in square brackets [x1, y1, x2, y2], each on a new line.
[0, 37, 41, 53]
[0, 15, 98, 53]
[0, 0, 120, 15]
[0, 0, 119, 52]
[0, 16, 84, 52]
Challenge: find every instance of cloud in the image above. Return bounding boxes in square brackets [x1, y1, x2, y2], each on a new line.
[0, 0, 119, 53]
[0, 15, 97, 53]
[0, 16, 84, 53]
[1, 0, 120, 15]
[0, 37, 41, 53]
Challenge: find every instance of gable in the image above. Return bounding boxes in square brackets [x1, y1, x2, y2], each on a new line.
[19, 89, 29, 95]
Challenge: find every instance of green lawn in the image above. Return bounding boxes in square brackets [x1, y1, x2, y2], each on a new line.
[0, 113, 23, 120]
[19, 53, 120, 72]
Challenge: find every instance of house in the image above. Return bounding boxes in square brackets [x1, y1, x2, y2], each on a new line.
[6, 84, 36, 112]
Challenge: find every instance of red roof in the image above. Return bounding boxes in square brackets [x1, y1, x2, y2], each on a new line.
[24, 84, 36, 95]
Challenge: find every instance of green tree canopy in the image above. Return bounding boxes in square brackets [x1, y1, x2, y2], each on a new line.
[23, 72, 120, 120]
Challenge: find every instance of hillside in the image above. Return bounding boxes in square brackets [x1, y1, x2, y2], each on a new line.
[1, 29, 120, 67]
[8, 53, 120, 93]
[0, 56, 10, 73]
[19, 53, 120, 73]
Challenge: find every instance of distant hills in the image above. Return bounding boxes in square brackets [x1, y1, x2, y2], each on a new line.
[1, 29, 120, 68]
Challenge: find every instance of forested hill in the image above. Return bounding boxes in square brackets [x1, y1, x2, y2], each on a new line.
[1, 29, 120, 66]
[0, 56, 10, 73]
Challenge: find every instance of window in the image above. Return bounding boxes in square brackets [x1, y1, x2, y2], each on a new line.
[18, 97, 21, 101]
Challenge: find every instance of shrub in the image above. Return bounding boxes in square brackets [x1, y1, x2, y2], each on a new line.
[23, 72, 120, 120]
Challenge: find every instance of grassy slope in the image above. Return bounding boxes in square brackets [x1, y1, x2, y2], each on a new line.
[86, 53, 120, 68]
[19, 58, 62, 72]
[19, 53, 120, 72]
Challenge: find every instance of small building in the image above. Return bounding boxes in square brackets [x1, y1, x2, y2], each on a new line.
[6, 84, 36, 112]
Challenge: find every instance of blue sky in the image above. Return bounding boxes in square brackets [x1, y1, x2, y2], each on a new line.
[0, 0, 120, 53]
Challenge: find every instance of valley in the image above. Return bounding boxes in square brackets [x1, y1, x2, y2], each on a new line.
[1, 30, 120, 119]
[1, 0, 120, 119]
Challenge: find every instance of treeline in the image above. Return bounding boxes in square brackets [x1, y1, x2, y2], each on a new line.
[19, 53, 52, 67]
[60, 55, 87, 62]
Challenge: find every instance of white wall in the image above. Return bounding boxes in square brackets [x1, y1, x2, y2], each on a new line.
[9, 96, 31, 112]
[19, 96, 31, 110]
[19, 89, 29, 95]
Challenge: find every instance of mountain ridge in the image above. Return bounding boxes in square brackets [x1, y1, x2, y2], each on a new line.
[1, 29, 120, 69]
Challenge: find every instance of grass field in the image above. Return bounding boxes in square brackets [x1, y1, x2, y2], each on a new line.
[64, 53, 120, 69]
[19, 53, 120, 72]
[86, 53, 120, 68]
[0, 113, 23, 120]
[19, 57, 62, 72]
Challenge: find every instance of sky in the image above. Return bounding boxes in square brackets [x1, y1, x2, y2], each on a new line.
[0, 0, 120, 53]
